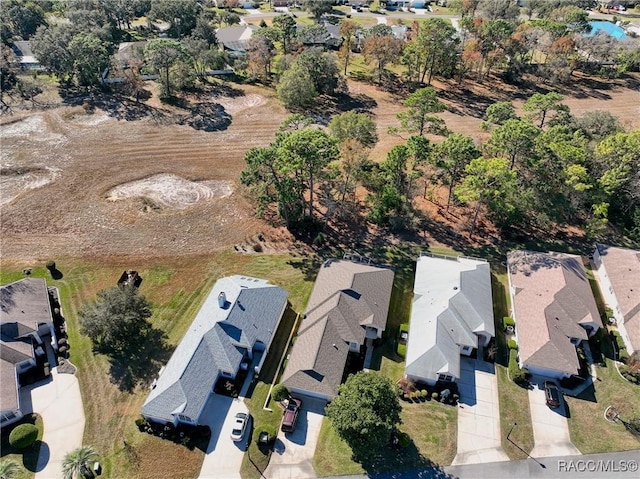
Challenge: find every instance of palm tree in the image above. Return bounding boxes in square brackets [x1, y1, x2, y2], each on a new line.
[0, 460, 21, 479]
[62, 445, 99, 479]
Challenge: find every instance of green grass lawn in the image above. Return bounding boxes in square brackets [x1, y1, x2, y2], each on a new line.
[491, 269, 535, 459]
[566, 358, 640, 453]
[0, 414, 44, 479]
[1, 252, 316, 479]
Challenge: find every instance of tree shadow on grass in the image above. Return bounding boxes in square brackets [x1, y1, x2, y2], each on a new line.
[105, 326, 173, 392]
[176, 102, 231, 132]
[353, 440, 455, 478]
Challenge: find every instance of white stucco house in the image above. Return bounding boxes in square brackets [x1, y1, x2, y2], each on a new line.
[405, 253, 495, 385]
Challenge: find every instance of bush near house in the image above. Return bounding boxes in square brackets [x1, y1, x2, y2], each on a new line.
[8, 424, 38, 449]
[396, 324, 409, 357]
[508, 339, 518, 350]
[508, 349, 530, 387]
[612, 331, 629, 362]
[502, 316, 515, 330]
[619, 353, 640, 385]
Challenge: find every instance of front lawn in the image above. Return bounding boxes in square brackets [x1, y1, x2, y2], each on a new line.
[0, 252, 315, 479]
[566, 358, 640, 454]
[0, 414, 43, 479]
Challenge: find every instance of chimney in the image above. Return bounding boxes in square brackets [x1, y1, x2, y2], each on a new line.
[218, 291, 226, 308]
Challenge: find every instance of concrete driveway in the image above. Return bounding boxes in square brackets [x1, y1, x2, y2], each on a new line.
[451, 358, 509, 465]
[19, 368, 86, 479]
[198, 394, 250, 479]
[528, 379, 581, 458]
[263, 397, 326, 479]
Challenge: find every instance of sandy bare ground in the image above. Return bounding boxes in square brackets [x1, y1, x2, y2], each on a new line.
[1, 75, 639, 261]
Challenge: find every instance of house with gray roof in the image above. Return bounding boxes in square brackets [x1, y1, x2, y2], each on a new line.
[507, 250, 602, 379]
[1, 278, 57, 426]
[593, 244, 640, 354]
[216, 25, 258, 56]
[405, 253, 495, 385]
[281, 259, 394, 402]
[11, 41, 41, 70]
[141, 275, 287, 426]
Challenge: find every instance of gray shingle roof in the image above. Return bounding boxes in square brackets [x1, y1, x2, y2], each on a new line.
[142, 276, 287, 424]
[282, 260, 394, 399]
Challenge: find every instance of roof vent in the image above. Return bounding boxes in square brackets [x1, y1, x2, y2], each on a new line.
[218, 291, 227, 308]
[453, 286, 459, 291]
[332, 343, 338, 350]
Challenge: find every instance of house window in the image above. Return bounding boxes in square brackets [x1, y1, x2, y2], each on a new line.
[438, 374, 454, 382]
[177, 414, 192, 423]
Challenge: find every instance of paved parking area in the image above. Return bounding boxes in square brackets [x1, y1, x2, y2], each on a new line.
[263, 397, 326, 479]
[451, 358, 509, 465]
[528, 379, 581, 458]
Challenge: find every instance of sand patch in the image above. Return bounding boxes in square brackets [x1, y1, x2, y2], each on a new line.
[216, 94, 266, 114]
[0, 115, 66, 144]
[106, 174, 233, 209]
[0, 166, 60, 206]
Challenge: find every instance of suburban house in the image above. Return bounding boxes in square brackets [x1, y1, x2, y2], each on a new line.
[113, 41, 148, 70]
[593, 244, 640, 354]
[507, 250, 603, 379]
[1, 278, 58, 426]
[405, 253, 495, 385]
[11, 41, 41, 70]
[281, 258, 394, 402]
[216, 25, 258, 56]
[141, 275, 287, 426]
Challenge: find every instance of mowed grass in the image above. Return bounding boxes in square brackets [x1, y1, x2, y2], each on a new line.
[0, 251, 315, 479]
[491, 269, 534, 459]
[0, 414, 44, 479]
[566, 358, 640, 454]
[313, 245, 460, 476]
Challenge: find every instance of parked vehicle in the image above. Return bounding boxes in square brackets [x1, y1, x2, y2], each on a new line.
[281, 398, 302, 433]
[544, 381, 562, 408]
[231, 412, 250, 441]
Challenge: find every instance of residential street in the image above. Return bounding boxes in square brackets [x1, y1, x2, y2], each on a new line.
[334, 450, 640, 479]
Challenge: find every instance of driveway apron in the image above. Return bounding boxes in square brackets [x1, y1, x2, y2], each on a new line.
[20, 368, 86, 479]
[452, 358, 509, 465]
[528, 380, 581, 458]
[263, 397, 326, 479]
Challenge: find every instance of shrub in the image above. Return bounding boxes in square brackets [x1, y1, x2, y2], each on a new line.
[397, 431, 411, 448]
[509, 349, 530, 387]
[135, 417, 147, 431]
[255, 425, 277, 445]
[452, 393, 459, 404]
[272, 384, 289, 402]
[397, 342, 407, 357]
[431, 391, 439, 400]
[508, 339, 518, 350]
[619, 350, 630, 362]
[9, 424, 39, 449]
[45, 260, 56, 271]
[503, 317, 515, 329]
[421, 389, 428, 398]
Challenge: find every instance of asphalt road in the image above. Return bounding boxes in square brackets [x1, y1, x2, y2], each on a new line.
[331, 450, 640, 479]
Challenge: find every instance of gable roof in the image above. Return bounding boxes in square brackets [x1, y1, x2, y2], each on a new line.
[142, 275, 287, 423]
[406, 254, 494, 382]
[596, 244, 640, 350]
[12, 41, 38, 65]
[507, 250, 602, 376]
[216, 25, 258, 52]
[282, 259, 394, 398]
[1, 278, 51, 416]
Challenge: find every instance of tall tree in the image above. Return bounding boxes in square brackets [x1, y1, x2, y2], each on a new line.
[62, 446, 99, 479]
[144, 39, 187, 97]
[304, 0, 333, 22]
[79, 286, 153, 353]
[2, 0, 47, 40]
[329, 111, 378, 148]
[326, 372, 401, 463]
[31, 24, 75, 81]
[294, 47, 341, 95]
[402, 18, 458, 85]
[148, 0, 201, 38]
[431, 133, 481, 210]
[273, 14, 297, 54]
[277, 65, 317, 110]
[68, 32, 112, 86]
[485, 101, 517, 126]
[362, 32, 403, 83]
[396, 87, 447, 136]
[523, 92, 566, 128]
[455, 157, 517, 235]
[246, 35, 275, 81]
[486, 118, 540, 170]
[338, 20, 358, 76]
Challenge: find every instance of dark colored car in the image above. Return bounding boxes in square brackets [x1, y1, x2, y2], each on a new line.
[544, 381, 562, 408]
[281, 398, 302, 433]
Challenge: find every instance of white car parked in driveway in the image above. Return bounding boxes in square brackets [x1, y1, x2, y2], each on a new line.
[231, 412, 249, 442]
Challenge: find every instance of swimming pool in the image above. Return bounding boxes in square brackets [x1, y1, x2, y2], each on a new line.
[587, 21, 628, 39]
